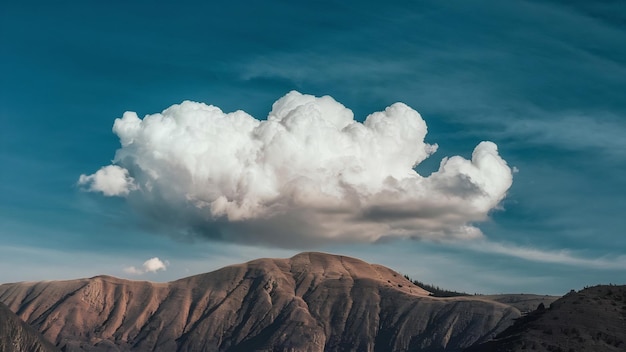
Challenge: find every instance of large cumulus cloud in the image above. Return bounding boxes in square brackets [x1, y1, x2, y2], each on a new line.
[79, 91, 513, 247]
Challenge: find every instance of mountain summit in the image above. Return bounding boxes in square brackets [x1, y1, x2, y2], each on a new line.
[0, 252, 520, 352]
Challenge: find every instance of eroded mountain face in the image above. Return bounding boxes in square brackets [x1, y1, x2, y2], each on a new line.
[0, 252, 520, 352]
[0, 302, 59, 352]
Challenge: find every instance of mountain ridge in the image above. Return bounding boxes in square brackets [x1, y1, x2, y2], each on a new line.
[0, 251, 523, 352]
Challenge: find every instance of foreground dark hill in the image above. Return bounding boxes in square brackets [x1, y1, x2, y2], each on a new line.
[466, 285, 626, 352]
[0, 252, 520, 352]
[0, 302, 59, 352]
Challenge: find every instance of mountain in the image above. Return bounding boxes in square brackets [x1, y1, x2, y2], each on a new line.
[465, 285, 626, 352]
[0, 252, 520, 352]
[0, 301, 59, 352]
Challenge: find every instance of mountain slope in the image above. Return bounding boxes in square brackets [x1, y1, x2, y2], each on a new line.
[0, 252, 520, 352]
[0, 302, 59, 352]
[465, 285, 626, 352]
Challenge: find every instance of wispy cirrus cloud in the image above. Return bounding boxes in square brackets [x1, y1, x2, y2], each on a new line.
[498, 113, 626, 158]
[465, 241, 626, 270]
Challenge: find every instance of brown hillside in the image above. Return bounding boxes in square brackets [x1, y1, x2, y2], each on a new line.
[0, 252, 520, 352]
[0, 302, 59, 352]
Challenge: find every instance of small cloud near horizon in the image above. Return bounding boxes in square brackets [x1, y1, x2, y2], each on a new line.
[123, 257, 169, 275]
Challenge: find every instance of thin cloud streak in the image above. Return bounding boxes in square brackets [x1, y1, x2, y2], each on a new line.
[466, 241, 626, 270]
[499, 113, 626, 158]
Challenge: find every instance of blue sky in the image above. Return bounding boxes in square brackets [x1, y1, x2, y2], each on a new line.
[1, 0, 625, 294]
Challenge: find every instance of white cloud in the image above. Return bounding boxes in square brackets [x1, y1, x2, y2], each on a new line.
[466, 241, 626, 270]
[78, 165, 136, 196]
[143, 257, 168, 272]
[80, 91, 513, 247]
[123, 257, 168, 275]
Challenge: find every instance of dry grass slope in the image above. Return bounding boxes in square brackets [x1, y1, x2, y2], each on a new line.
[465, 285, 626, 352]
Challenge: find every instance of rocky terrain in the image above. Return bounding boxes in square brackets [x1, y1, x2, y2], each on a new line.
[0, 252, 521, 352]
[0, 301, 59, 352]
[465, 285, 626, 352]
